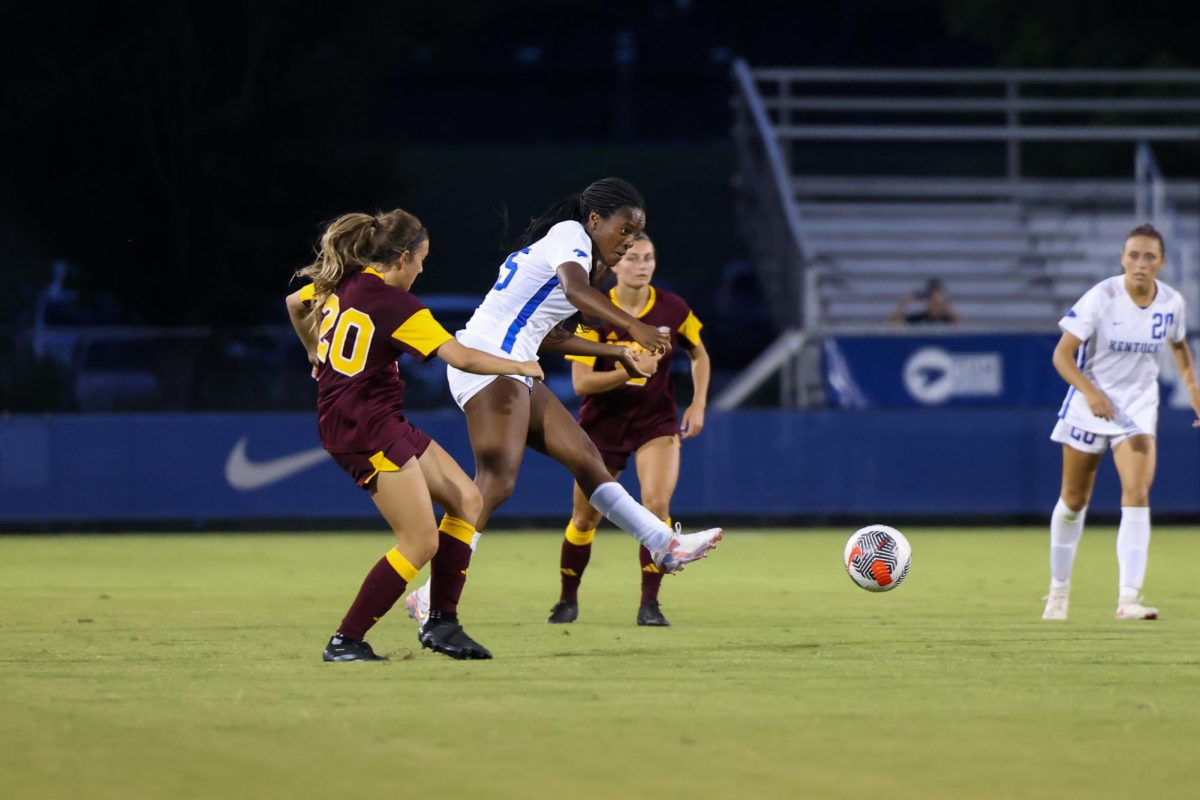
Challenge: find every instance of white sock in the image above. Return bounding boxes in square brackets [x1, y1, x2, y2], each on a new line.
[470, 532, 481, 553]
[1049, 497, 1087, 590]
[588, 482, 673, 552]
[1117, 506, 1151, 603]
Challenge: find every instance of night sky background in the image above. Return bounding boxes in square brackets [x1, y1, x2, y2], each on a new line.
[1, 0, 1195, 347]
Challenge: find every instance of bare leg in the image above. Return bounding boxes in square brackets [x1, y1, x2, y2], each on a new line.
[329, 458, 438, 650]
[525, 382, 672, 553]
[414, 441, 483, 618]
[634, 435, 681, 521]
[464, 377, 531, 531]
[1060, 444, 1102, 512]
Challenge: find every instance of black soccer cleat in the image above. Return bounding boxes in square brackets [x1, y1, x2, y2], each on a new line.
[636, 600, 670, 627]
[419, 617, 493, 660]
[546, 599, 578, 624]
[323, 634, 387, 662]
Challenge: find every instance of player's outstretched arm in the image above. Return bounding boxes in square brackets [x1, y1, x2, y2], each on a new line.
[555, 261, 669, 353]
[434, 338, 543, 381]
[539, 324, 656, 379]
[1168, 337, 1200, 427]
[1052, 331, 1116, 420]
[680, 340, 711, 439]
[568, 352, 660, 396]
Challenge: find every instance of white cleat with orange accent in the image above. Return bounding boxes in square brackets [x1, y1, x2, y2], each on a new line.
[403, 582, 431, 630]
[653, 526, 723, 574]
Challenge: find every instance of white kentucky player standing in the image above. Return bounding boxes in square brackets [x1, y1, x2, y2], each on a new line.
[1042, 223, 1200, 622]
[404, 178, 722, 649]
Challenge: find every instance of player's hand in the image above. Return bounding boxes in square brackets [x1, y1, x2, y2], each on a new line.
[680, 404, 706, 439]
[307, 350, 320, 380]
[617, 347, 653, 378]
[629, 320, 670, 354]
[517, 361, 545, 381]
[633, 350, 662, 377]
[1085, 389, 1117, 421]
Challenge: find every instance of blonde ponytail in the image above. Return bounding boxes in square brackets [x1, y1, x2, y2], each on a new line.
[294, 208, 427, 322]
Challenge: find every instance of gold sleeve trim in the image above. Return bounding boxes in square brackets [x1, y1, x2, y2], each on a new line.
[565, 326, 601, 366]
[391, 308, 454, 356]
[678, 311, 703, 347]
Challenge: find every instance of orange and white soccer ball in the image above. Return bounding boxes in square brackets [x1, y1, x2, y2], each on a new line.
[844, 525, 912, 592]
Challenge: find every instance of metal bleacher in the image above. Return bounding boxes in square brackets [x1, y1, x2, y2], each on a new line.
[721, 63, 1200, 407]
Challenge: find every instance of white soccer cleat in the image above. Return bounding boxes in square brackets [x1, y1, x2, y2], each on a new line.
[403, 584, 430, 630]
[1041, 589, 1069, 621]
[653, 526, 723, 574]
[1115, 597, 1158, 620]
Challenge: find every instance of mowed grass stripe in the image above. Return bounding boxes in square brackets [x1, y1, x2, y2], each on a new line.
[1, 529, 1198, 800]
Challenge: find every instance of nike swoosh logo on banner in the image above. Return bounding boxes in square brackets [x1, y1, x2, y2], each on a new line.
[225, 436, 329, 491]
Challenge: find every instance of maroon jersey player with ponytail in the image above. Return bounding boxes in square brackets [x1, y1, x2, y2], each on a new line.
[285, 208, 541, 661]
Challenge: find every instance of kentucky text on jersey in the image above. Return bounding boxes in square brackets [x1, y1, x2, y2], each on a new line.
[1109, 341, 1162, 354]
[1056, 275, 1186, 436]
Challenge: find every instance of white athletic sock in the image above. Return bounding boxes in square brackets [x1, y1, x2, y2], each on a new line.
[1117, 506, 1151, 602]
[588, 482, 673, 552]
[1049, 497, 1087, 589]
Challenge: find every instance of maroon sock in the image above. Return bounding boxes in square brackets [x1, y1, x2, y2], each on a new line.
[430, 532, 473, 615]
[639, 545, 664, 604]
[560, 540, 592, 602]
[338, 556, 408, 640]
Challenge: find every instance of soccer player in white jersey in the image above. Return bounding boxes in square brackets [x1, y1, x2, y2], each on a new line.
[1042, 224, 1200, 622]
[405, 178, 722, 656]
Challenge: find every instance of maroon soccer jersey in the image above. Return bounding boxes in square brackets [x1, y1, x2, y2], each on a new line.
[569, 286, 703, 455]
[302, 268, 453, 454]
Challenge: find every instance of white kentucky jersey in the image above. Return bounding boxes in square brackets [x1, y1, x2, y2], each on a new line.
[457, 220, 592, 362]
[1057, 275, 1187, 435]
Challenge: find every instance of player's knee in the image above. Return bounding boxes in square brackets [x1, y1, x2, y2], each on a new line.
[1121, 486, 1151, 507]
[452, 483, 484, 528]
[411, 529, 439, 567]
[1061, 488, 1090, 511]
[478, 471, 518, 509]
[573, 508, 602, 530]
[641, 495, 670, 520]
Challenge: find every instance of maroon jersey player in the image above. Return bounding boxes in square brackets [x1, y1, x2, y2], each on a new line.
[548, 232, 711, 626]
[284, 209, 541, 662]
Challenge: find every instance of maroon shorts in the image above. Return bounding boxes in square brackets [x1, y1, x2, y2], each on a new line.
[586, 416, 680, 472]
[328, 420, 432, 489]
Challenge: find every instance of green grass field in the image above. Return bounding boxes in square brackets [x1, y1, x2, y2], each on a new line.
[3, 527, 1199, 800]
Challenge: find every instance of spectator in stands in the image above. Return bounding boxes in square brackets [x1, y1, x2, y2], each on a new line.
[890, 278, 961, 325]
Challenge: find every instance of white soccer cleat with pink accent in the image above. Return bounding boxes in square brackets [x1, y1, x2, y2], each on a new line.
[403, 582, 431, 630]
[653, 526, 723, 574]
[1115, 597, 1158, 620]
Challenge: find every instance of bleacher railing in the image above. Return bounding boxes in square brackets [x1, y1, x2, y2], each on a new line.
[1136, 142, 1200, 320]
[723, 63, 1200, 408]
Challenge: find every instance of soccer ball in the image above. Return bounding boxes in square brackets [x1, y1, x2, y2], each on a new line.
[844, 525, 912, 592]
